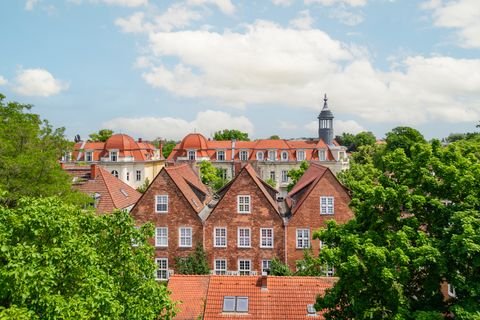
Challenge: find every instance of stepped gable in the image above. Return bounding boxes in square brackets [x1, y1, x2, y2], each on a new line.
[164, 164, 211, 213]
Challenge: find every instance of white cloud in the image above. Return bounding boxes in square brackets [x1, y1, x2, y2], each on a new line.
[329, 6, 364, 25]
[115, 12, 146, 33]
[0, 76, 7, 86]
[306, 119, 365, 135]
[304, 0, 367, 7]
[272, 0, 294, 6]
[13, 68, 69, 97]
[69, 0, 147, 7]
[289, 10, 314, 30]
[25, 0, 39, 10]
[187, 0, 235, 15]
[103, 110, 254, 140]
[279, 121, 298, 130]
[422, 0, 480, 48]
[137, 21, 480, 125]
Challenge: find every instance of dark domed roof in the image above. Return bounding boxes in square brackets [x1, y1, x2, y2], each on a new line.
[179, 133, 208, 150]
[318, 94, 334, 119]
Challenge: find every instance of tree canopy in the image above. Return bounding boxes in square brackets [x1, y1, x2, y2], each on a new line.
[88, 129, 114, 142]
[335, 131, 376, 152]
[213, 129, 250, 141]
[0, 195, 176, 319]
[286, 161, 309, 191]
[198, 161, 228, 192]
[161, 140, 177, 158]
[313, 127, 480, 319]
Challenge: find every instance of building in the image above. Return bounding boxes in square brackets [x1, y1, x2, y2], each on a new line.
[64, 163, 141, 213]
[130, 164, 212, 280]
[66, 133, 164, 189]
[168, 274, 337, 319]
[167, 95, 348, 196]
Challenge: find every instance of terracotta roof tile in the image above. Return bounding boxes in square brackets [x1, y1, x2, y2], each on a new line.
[168, 275, 210, 320]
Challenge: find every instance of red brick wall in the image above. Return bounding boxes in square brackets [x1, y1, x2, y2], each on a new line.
[286, 170, 353, 270]
[204, 169, 285, 273]
[130, 170, 203, 270]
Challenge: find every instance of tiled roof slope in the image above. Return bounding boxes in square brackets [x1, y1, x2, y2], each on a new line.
[168, 275, 336, 320]
[70, 165, 141, 213]
[168, 275, 210, 320]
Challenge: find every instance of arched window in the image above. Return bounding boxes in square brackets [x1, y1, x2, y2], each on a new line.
[281, 151, 288, 161]
[111, 170, 119, 178]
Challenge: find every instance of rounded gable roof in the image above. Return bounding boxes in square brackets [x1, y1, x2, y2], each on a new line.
[105, 134, 136, 150]
[180, 133, 208, 150]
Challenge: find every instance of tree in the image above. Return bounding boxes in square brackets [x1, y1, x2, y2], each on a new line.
[265, 178, 276, 188]
[269, 135, 280, 140]
[0, 195, 176, 319]
[286, 161, 309, 191]
[198, 161, 228, 192]
[335, 132, 355, 147]
[269, 258, 292, 276]
[88, 129, 114, 142]
[175, 244, 210, 275]
[336, 131, 376, 151]
[313, 135, 480, 319]
[161, 140, 177, 158]
[136, 177, 150, 194]
[213, 129, 250, 141]
[0, 94, 86, 206]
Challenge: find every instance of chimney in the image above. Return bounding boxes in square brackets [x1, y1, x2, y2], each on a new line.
[261, 273, 268, 291]
[138, 137, 143, 143]
[90, 164, 99, 179]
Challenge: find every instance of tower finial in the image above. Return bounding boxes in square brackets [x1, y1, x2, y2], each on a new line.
[323, 93, 328, 109]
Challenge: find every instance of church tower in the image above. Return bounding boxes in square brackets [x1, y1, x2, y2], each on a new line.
[318, 94, 334, 145]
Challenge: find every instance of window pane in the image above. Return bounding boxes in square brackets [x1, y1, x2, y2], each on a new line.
[236, 297, 249, 312]
[223, 297, 236, 312]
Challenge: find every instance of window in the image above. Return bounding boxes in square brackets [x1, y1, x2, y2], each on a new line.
[281, 170, 289, 182]
[339, 151, 346, 160]
[269, 171, 276, 181]
[296, 229, 310, 248]
[239, 150, 248, 161]
[188, 150, 196, 160]
[214, 227, 227, 247]
[110, 151, 118, 162]
[281, 151, 288, 161]
[132, 226, 139, 247]
[237, 195, 251, 213]
[136, 170, 141, 181]
[179, 227, 192, 247]
[238, 259, 251, 275]
[223, 296, 248, 313]
[85, 151, 93, 162]
[268, 150, 276, 161]
[319, 149, 326, 161]
[217, 150, 225, 161]
[218, 168, 227, 180]
[256, 151, 264, 160]
[126, 172, 130, 181]
[307, 304, 317, 315]
[238, 228, 251, 248]
[155, 258, 168, 280]
[155, 195, 168, 213]
[447, 284, 456, 298]
[262, 260, 271, 273]
[297, 150, 305, 161]
[320, 196, 334, 214]
[155, 227, 168, 247]
[111, 170, 119, 178]
[260, 228, 273, 248]
[215, 259, 227, 275]
[324, 265, 335, 277]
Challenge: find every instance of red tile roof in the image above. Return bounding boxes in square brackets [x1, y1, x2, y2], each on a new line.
[168, 275, 210, 320]
[168, 275, 336, 320]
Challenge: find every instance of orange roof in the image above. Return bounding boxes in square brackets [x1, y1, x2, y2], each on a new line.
[168, 275, 210, 320]
[168, 275, 336, 320]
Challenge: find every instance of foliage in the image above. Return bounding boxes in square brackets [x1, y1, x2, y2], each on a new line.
[444, 132, 480, 143]
[265, 178, 276, 188]
[0, 94, 87, 206]
[198, 161, 228, 192]
[335, 131, 376, 152]
[269, 258, 292, 276]
[136, 177, 150, 194]
[161, 140, 177, 158]
[269, 135, 280, 140]
[88, 129, 114, 142]
[286, 161, 309, 191]
[295, 249, 329, 276]
[213, 129, 250, 141]
[0, 196, 176, 319]
[313, 127, 480, 319]
[175, 244, 210, 275]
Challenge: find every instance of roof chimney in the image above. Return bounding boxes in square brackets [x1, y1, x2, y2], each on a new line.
[90, 164, 99, 179]
[261, 273, 268, 291]
[138, 137, 142, 143]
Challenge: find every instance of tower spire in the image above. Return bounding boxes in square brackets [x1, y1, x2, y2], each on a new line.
[323, 93, 328, 109]
[317, 93, 334, 145]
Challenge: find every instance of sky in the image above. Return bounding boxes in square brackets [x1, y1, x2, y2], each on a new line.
[1, 0, 479, 141]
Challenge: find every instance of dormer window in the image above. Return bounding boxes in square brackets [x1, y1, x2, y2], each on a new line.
[110, 151, 118, 162]
[188, 150, 196, 161]
[85, 151, 93, 162]
[217, 150, 226, 161]
[111, 170, 119, 178]
[319, 149, 326, 161]
[268, 150, 276, 161]
[281, 151, 288, 161]
[239, 150, 248, 161]
[223, 296, 248, 313]
[256, 151, 264, 160]
[297, 150, 305, 161]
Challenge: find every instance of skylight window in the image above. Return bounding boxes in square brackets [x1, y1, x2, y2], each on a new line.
[307, 304, 317, 315]
[223, 296, 249, 313]
[120, 189, 129, 197]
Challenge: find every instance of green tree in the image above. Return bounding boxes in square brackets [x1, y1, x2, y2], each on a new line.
[198, 161, 228, 192]
[136, 177, 150, 194]
[336, 131, 376, 151]
[161, 140, 177, 158]
[0, 94, 85, 206]
[286, 161, 309, 191]
[265, 178, 276, 188]
[0, 195, 176, 319]
[335, 132, 355, 147]
[385, 126, 426, 157]
[88, 129, 114, 142]
[269, 258, 292, 276]
[213, 129, 250, 141]
[175, 244, 210, 275]
[269, 135, 280, 140]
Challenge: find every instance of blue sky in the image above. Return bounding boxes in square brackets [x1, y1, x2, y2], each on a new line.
[1, 0, 479, 141]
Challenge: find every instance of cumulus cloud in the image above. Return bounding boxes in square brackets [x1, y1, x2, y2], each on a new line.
[329, 5, 364, 25]
[304, 0, 367, 7]
[186, 0, 235, 15]
[422, 0, 480, 48]
[306, 119, 365, 135]
[0, 76, 7, 86]
[136, 20, 480, 125]
[13, 68, 69, 97]
[272, 0, 294, 6]
[69, 0, 147, 7]
[289, 10, 314, 29]
[103, 110, 254, 140]
[25, 0, 39, 10]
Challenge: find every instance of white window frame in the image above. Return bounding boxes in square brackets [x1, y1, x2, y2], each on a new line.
[110, 150, 118, 162]
[281, 170, 289, 183]
[319, 149, 326, 161]
[296, 229, 310, 249]
[155, 258, 168, 280]
[179, 227, 192, 247]
[320, 196, 334, 215]
[256, 151, 264, 160]
[214, 227, 227, 247]
[214, 259, 227, 275]
[268, 150, 276, 161]
[238, 259, 251, 275]
[85, 151, 93, 162]
[217, 150, 226, 161]
[269, 171, 276, 181]
[155, 227, 168, 247]
[297, 150, 305, 161]
[281, 151, 288, 161]
[239, 150, 248, 161]
[237, 228, 251, 248]
[188, 150, 196, 160]
[339, 151, 346, 161]
[260, 228, 273, 248]
[155, 195, 168, 213]
[136, 170, 141, 181]
[237, 195, 251, 214]
[262, 260, 271, 273]
[324, 265, 335, 277]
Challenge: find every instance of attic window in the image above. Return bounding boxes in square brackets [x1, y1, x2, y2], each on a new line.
[120, 189, 129, 197]
[307, 304, 317, 315]
[223, 296, 248, 313]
